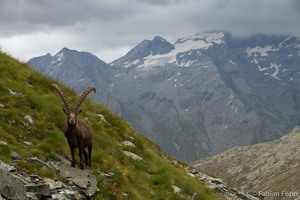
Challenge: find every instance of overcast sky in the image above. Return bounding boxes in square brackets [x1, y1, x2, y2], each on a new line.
[0, 0, 299, 63]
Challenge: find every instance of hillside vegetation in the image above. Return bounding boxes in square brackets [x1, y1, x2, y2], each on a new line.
[0, 51, 218, 199]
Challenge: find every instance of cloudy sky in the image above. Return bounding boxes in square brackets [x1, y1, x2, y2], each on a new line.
[0, 0, 299, 63]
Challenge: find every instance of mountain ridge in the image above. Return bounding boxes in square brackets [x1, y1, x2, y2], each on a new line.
[111, 35, 175, 67]
[28, 31, 300, 162]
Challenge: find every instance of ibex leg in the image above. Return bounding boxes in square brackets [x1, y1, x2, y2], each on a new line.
[79, 145, 84, 170]
[88, 144, 92, 167]
[83, 148, 88, 165]
[70, 147, 76, 168]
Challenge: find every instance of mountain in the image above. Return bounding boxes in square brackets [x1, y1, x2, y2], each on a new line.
[192, 126, 300, 200]
[28, 31, 300, 162]
[112, 36, 175, 67]
[28, 48, 123, 113]
[0, 50, 219, 199]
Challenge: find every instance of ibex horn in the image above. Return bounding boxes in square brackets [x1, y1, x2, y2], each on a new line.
[75, 86, 96, 111]
[51, 84, 71, 110]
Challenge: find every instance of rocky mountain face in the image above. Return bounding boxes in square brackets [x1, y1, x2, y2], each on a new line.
[0, 152, 99, 200]
[28, 31, 300, 162]
[192, 126, 300, 200]
[27, 48, 121, 112]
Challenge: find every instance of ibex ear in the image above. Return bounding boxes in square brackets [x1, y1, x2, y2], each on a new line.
[63, 108, 68, 114]
[77, 109, 83, 115]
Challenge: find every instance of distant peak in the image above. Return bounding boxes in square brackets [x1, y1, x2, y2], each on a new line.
[60, 47, 71, 53]
[153, 36, 167, 42]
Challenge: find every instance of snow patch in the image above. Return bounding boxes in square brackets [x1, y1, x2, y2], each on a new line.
[138, 32, 225, 68]
[229, 60, 236, 65]
[279, 36, 293, 48]
[51, 52, 65, 65]
[270, 63, 281, 80]
[246, 45, 279, 57]
[56, 53, 64, 61]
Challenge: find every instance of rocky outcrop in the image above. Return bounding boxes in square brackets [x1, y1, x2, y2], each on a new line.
[0, 167, 26, 200]
[0, 156, 99, 200]
[187, 168, 260, 200]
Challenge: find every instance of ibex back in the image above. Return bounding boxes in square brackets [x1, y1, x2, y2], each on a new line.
[52, 84, 96, 170]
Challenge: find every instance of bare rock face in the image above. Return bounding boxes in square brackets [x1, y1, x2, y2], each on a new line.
[193, 126, 300, 200]
[55, 157, 99, 197]
[0, 168, 26, 200]
[0, 156, 99, 200]
[187, 168, 259, 200]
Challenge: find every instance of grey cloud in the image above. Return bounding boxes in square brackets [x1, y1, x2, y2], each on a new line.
[0, 0, 299, 62]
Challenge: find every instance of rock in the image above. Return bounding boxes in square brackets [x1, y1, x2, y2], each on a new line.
[100, 172, 114, 182]
[191, 193, 199, 200]
[24, 115, 34, 124]
[210, 177, 223, 185]
[52, 189, 82, 200]
[45, 161, 60, 169]
[11, 151, 21, 161]
[187, 172, 196, 177]
[122, 192, 129, 199]
[59, 164, 91, 188]
[43, 178, 64, 190]
[26, 192, 38, 200]
[7, 88, 18, 96]
[26, 157, 51, 168]
[172, 185, 181, 193]
[25, 183, 50, 196]
[0, 157, 98, 200]
[0, 141, 8, 146]
[0, 103, 4, 108]
[24, 141, 33, 146]
[0, 160, 16, 172]
[82, 173, 98, 197]
[122, 141, 136, 147]
[5, 88, 24, 96]
[0, 168, 27, 200]
[57, 157, 99, 197]
[123, 151, 146, 163]
[98, 114, 107, 123]
[187, 168, 259, 200]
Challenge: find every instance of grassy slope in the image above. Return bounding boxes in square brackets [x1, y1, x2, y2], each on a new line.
[0, 51, 218, 200]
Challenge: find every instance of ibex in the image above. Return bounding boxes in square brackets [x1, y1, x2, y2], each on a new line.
[52, 84, 96, 170]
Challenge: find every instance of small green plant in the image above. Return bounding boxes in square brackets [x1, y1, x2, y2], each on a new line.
[153, 172, 172, 190]
[0, 145, 11, 163]
[37, 166, 56, 179]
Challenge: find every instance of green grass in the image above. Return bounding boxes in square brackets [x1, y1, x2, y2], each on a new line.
[0, 51, 219, 200]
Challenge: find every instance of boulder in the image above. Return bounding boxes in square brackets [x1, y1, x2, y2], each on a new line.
[0, 160, 16, 172]
[122, 141, 136, 147]
[0, 168, 26, 200]
[56, 157, 99, 197]
[123, 151, 145, 163]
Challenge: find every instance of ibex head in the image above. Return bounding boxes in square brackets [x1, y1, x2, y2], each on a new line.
[52, 84, 96, 126]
